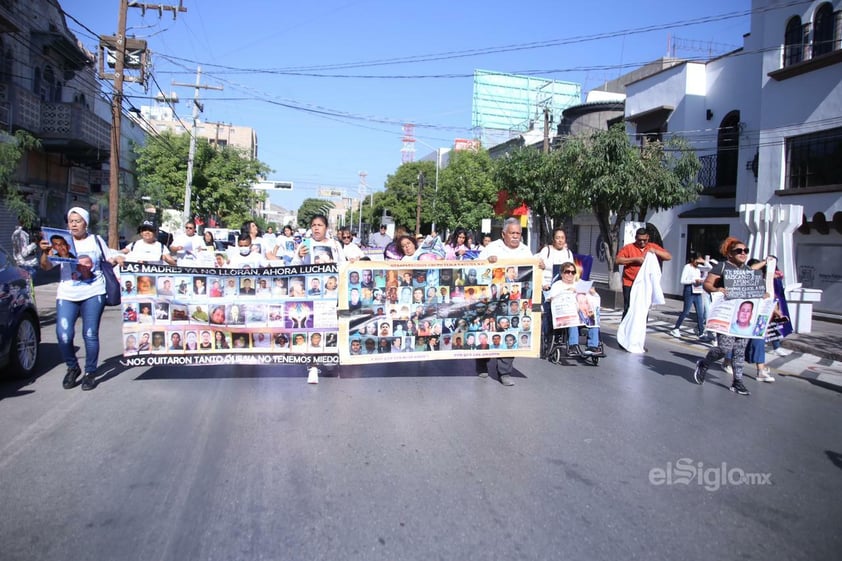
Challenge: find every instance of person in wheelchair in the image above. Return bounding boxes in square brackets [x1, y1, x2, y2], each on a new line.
[546, 261, 603, 358]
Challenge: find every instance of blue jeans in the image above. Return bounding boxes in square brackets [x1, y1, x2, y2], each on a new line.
[568, 325, 600, 348]
[745, 338, 766, 364]
[56, 295, 106, 374]
[674, 285, 705, 335]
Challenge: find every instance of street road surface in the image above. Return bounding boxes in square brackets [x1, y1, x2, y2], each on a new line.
[1, 305, 840, 561]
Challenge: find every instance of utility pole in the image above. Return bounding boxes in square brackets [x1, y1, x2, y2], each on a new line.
[416, 171, 425, 236]
[173, 67, 223, 224]
[543, 106, 551, 154]
[102, 1, 186, 248]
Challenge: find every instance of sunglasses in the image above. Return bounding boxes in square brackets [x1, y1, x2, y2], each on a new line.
[730, 248, 749, 255]
[562, 269, 576, 274]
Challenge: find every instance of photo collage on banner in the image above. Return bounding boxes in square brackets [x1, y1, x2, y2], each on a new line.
[120, 263, 339, 365]
[338, 259, 541, 364]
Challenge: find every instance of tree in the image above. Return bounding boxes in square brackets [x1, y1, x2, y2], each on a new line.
[431, 149, 498, 232]
[133, 130, 271, 228]
[380, 161, 436, 232]
[297, 198, 335, 228]
[494, 146, 579, 242]
[558, 124, 701, 288]
[0, 131, 40, 227]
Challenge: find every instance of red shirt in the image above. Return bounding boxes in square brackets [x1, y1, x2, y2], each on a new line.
[617, 242, 666, 287]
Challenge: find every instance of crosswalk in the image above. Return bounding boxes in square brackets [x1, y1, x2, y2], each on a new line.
[597, 307, 842, 385]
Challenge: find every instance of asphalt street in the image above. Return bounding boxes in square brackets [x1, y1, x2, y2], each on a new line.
[1, 303, 840, 561]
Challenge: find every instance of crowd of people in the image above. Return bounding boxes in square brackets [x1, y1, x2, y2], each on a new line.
[19, 207, 792, 396]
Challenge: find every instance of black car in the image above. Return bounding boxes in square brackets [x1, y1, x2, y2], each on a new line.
[0, 243, 40, 376]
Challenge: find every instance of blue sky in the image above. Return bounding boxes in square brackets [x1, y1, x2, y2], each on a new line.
[61, 0, 751, 211]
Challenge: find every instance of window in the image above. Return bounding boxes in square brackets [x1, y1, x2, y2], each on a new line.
[786, 127, 842, 190]
[784, 16, 804, 66]
[716, 111, 740, 188]
[813, 3, 836, 57]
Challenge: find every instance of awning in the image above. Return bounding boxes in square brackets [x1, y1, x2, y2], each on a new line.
[626, 105, 675, 123]
[678, 206, 739, 219]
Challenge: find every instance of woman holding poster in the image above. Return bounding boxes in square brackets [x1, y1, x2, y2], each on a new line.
[692, 237, 756, 396]
[290, 214, 346, 384]
[547, 262, 601, 355]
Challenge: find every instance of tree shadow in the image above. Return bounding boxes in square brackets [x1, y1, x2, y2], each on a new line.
[825, 450, 842, 471]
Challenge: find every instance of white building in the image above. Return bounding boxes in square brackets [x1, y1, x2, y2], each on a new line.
[614, 0, 841, 318]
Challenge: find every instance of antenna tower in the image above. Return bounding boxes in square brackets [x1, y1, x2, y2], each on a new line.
[401, 123, 416, 163]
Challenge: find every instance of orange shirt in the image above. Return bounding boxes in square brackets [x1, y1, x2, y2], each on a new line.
[617, 242, 666, 287]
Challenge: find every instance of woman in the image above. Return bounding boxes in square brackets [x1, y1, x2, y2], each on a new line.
[535, 227, 575, 355]
[546, 261, 601, 354]
[240, 220, 265, 257]
[268, 224, 297, 263]
[670, 253, 711, 340]
[214, 330, 230, 350]
[693, 237, 765, 396]
[390, 235, 418, 261]
[444, 227, 471, 260]
[122, 221, 177, 265]
[38, 207, 124, 391]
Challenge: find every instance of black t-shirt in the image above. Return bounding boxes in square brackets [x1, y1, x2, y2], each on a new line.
[709, 260, 749, 289]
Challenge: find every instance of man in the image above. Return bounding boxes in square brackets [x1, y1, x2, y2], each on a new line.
[170, 221, 203, 262]
[369, 224, 392, 248]
[615, 227, 672, 319]
[337, 226, 363, 261]
[475, 217, 535, 387]
[240, 278, 256, 295]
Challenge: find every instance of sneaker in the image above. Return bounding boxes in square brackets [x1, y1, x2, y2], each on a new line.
[698, 334, 714, 343]
[567, 346, 581, 357]
[584, 347, 600, 355]
[723, 364, 733, 376]
[756, 369, 775, 383]
[80, 373, 97, 391]
[669, 328, 681, 338]
[477, 371, 489, 378]
[499, 374, 514, 387]
[307, 366, 320, 384]
[730, 379, 750, 396]
[62, 366, 82, 389]
[693, 360, 707, 385]
[773, 347, 791, 357]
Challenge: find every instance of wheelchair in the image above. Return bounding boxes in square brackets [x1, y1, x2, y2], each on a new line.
[544, 325, 606, 366]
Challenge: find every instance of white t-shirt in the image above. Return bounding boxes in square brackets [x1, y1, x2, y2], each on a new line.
[171, 232, 203, 260]
[55, 234, 112, 301]
[124, 239, 170, 264]
[535, 246, 575, 288]
[478, 239, 533, 260]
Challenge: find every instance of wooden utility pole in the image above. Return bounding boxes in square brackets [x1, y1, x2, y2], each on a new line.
[543, 107, 551, 154]
[172, 67, 223, 224]
[104, 0, 186, 247]
[415, 171, 425, 236]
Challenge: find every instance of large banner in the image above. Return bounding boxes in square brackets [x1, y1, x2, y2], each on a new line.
[119, 262, 340, 367]
[338, 259, 542, 364]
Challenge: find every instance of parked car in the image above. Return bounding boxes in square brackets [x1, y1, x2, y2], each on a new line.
[0, 243, 40, 377]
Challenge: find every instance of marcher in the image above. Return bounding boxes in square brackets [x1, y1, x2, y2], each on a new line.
[336, 226, 364, 262]
[291, 214, 345, 383]
[369, 224, 392, 248]
[615, 228, 671, 319]
[546, 261, 601, 354]
[444, 227, 471, 260]
[475, 217, 535, 387]
[670, 253, 711, 341]
[122, 221, 177, 265]
[535, 227, 575, 355]
[169, 220, 202, 262]
[38, 207, 124, 390]
[692, 237, 759, 396]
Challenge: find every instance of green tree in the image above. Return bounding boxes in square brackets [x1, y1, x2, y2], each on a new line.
[0, 131, 40, 226]
[431, 149, 497, 232]
[133, 131, 271, 228]
[297, 198, 335, 228]
[494, 147, 579, 241]
[559, 124, 701, 287]
[380, 161, 436, 233]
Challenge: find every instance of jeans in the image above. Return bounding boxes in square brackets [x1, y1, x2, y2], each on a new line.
[56, 295, 106, 374]
[568, 326, 600, 348]
[674, 285, 705, 335]
[622, 284, 632, 319]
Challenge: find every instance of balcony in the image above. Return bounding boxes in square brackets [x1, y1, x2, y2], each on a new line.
[697, 153, 737, 198]
[0, 80, 110, 164]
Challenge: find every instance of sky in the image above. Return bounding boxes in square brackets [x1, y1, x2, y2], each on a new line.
[60, 0, 752, 211]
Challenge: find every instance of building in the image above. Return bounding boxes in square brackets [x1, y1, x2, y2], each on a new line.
[619, 0, 841, 319]
[0, 0, 123, 241]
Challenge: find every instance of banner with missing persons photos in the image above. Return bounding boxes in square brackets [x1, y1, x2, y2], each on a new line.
[119, 262, 340, 367]
[338, 259, 542, 365]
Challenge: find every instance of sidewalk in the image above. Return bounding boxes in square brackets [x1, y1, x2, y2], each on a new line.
[646, 296, 842, 391]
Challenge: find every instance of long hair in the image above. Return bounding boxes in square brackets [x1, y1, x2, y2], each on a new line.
[447, 227, 468, 248]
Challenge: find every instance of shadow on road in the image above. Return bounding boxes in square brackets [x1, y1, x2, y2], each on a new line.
[0, 341, 65, 401]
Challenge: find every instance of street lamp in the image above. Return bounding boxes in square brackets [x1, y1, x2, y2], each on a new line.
[416, 140, 444, 235]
